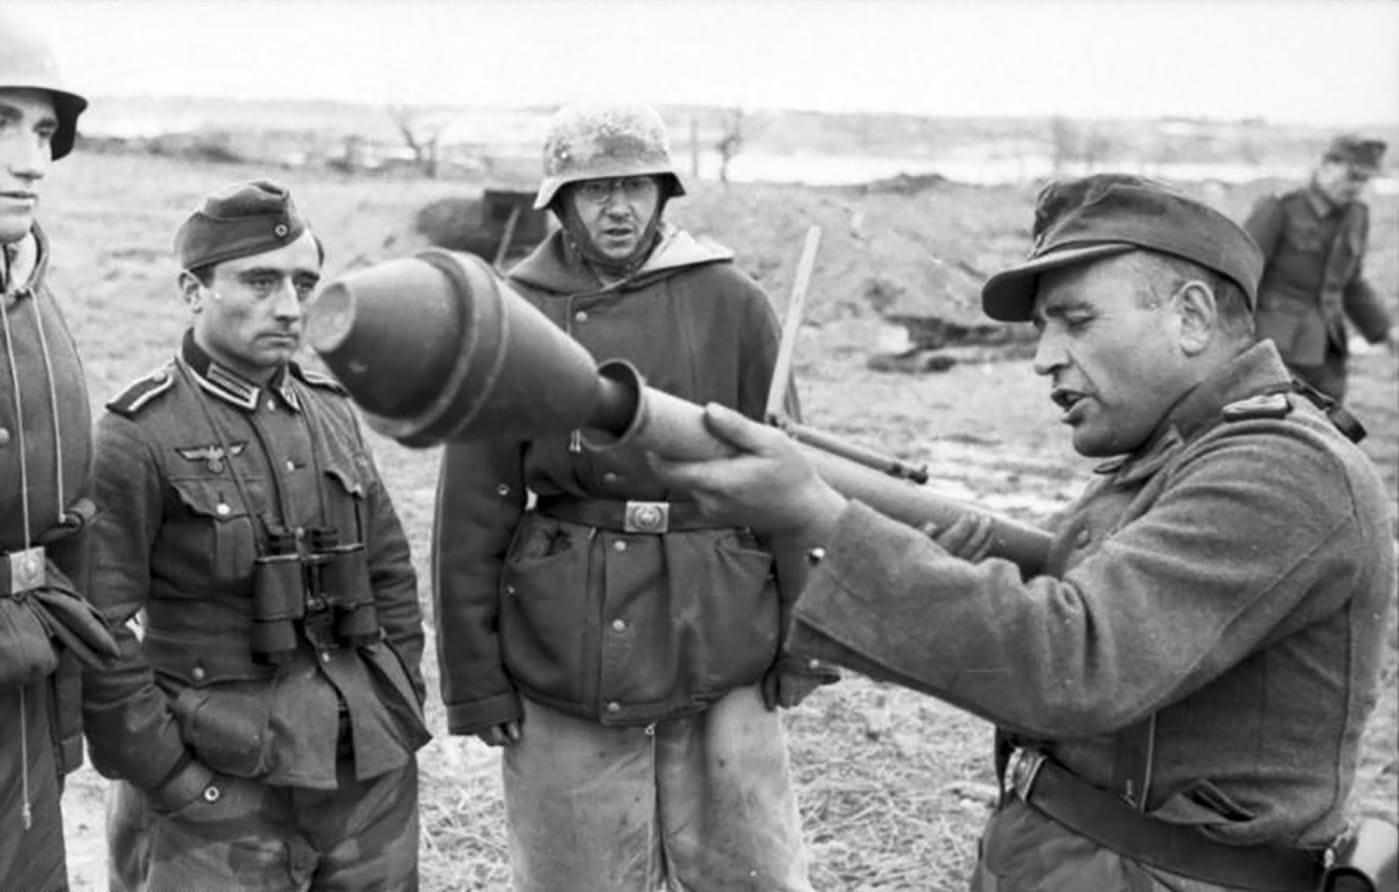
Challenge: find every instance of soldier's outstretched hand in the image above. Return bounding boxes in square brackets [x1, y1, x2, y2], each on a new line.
[650, 403, 847, 540]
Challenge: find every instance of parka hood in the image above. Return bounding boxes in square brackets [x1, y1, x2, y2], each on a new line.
[509, 223, 735, 297]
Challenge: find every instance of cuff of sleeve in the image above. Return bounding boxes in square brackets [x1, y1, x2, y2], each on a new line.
[149, 758, 215, 814]
[445, 690, 522, 736]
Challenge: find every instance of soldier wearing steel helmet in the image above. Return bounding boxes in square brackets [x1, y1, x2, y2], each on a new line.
[433, 102, 829, 891]
[0, 8, 122, 891]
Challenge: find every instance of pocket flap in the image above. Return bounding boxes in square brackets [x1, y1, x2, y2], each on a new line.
[170, 477, 250, 521]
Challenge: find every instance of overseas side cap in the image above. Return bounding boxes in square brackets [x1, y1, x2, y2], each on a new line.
[174, 179, 312, 271]
[981, 174, 1263, 322]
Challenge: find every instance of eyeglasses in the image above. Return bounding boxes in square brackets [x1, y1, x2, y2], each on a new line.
[574, 176, 658, 206]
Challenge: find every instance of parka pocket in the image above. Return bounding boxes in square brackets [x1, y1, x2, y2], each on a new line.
[499, 514, 590, 696]
[682, 528, 780, 693]
[168, 477, 260, 589]
[171, 682, 274, 779]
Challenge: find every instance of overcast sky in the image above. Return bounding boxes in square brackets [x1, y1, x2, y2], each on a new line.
[14, 0, 1399, 125]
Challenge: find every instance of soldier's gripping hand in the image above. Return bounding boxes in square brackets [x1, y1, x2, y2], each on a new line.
[650, 403, 847, 542]
[920, 513, 996, 563]
[476, 720, 522, 748]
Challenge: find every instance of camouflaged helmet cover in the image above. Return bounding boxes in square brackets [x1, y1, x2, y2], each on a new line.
[0, 8, 87, 160]
[534, 102, 686, 210]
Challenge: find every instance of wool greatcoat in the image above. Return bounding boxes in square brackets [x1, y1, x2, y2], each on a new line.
[786, 341, 1394, 890]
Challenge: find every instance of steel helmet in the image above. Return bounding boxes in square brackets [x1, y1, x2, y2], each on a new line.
[0, 8, 88, 160]
[534, 102, 686, 210]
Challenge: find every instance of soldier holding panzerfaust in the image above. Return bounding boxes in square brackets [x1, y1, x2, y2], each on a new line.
[84, 180, 429, 891]
[1, 9, 119, 890]
[653, 174, 1396, 891]
[433, 102, 834, 891]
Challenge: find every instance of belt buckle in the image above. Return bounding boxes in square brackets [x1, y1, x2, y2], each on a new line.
[623, 501, 669, 534]
[1008, 747, 1047, 801]
[5, 545, 47, 595]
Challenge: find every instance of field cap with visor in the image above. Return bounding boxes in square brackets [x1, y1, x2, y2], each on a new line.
[175, 179, 321, 271]
[1322, 134, 1387, 175]
[981, 173, 1263, 323]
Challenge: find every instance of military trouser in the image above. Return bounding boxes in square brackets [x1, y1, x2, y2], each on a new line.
[0, 680, 67, 892]
[503, 685, 814, 892]
[970, 798, 1256, 892]
[134, 758, 417, 892]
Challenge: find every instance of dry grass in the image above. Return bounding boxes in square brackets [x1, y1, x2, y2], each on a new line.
[45, 151, 1398, 891]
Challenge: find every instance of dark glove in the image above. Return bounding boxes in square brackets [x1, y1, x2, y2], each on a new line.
[0, 596, 61, 684]
[29, 560, 119, 668]
[761, 653, 841, 711]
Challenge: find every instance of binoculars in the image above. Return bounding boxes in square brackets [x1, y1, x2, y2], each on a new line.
[249, 525, 378, 665]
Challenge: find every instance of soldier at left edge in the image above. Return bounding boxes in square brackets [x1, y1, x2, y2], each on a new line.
[82, 179, 430, 892]
[1, 8, 121, 892]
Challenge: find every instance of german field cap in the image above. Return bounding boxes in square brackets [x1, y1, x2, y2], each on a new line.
[175, 179, 311, 270]
[1323, 134, 1386, 174]
[981, 173, 1263, 322]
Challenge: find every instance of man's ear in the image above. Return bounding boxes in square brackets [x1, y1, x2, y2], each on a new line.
[1174, 280, 1217, 356]
[178, 270, 205, 312]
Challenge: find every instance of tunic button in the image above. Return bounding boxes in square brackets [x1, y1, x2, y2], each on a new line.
[611, 619, 626, 632]
[505, 584, 516, 596]
[285, 460, 296, 472]
[295, 527, 306, 540]
[613, 540, 627, 553]
[266, 400, 276, 411]
[808, 659, 822, 671]
[605, 701, 620, 713]
[0, 427, 9, 446]
[191, 666, 206, 681]
[215, 503, 231, 516]
[496, 484, 511, 497]
[574, 310, 588, 324]
[602, 472, 619, 484]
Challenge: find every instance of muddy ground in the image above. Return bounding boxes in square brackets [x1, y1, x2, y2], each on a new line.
[39, 152, 1397, 891]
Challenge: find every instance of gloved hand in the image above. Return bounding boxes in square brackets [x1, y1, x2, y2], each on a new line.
[761, 653, 840, 711]
[0, 596, 60, 684]
[30, 559, 119, 667]
[920, 512, 996, 563]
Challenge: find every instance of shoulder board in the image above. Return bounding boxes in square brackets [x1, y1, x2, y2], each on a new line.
[1221, 393, 1292, 422]
[290, 364, 347, 394]
[105, 365, 176, 417]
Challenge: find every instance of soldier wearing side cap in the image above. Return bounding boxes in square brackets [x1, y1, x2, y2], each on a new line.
[433, 102, 826, 892]
[1244, 134, 1396, 402]
[0, 9, 121, 890]
[651, 174, 1394, 891]
[83, 180, 429, 891]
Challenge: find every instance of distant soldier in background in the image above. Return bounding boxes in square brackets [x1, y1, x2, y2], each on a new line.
[85, 181, 429, 891]
[433, 102, 831, 892]
[1243, 134, 1395, 402]
[0, 9, 118, 891]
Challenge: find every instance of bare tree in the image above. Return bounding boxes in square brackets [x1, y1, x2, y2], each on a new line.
[716, 108, 745, 186]
[387, 103, 445, 178]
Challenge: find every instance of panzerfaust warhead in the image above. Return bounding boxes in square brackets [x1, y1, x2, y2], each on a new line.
[306, 250, 1053, 576]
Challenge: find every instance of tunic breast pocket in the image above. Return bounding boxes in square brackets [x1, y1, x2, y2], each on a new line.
[1282, 221, 1326, 256]
[168, 477, 260, 589]
[323, 461, 368, 542]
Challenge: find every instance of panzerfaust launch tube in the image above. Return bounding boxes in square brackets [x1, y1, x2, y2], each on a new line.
[307, 249, 1052, 576]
